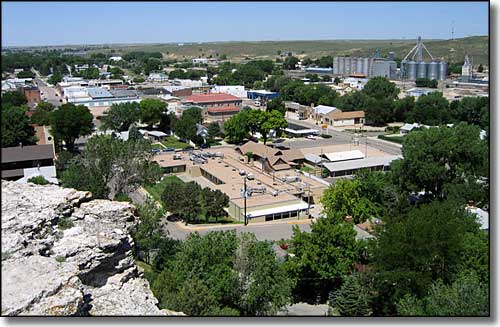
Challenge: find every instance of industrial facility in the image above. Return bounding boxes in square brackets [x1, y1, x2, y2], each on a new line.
[400, 36, 448, 81]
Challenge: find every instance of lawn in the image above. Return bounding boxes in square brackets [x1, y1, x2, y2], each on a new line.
[300, 165, 314, 173]
[161, 136, 189, 149]
[378, 135, 405, 144]
[144, 175, 184, 203]
[151, 143, 165, 150]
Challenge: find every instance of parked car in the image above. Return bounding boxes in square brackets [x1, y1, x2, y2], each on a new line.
[247, 173, 255, 180]
[173, 154, 182, 160]
[272, 138, 285, 143]
[163, 147, 175, 152]
[200, 143, 211, 149]
[306, 135, 318, 140]
[183, 146, 194, 151]
[239, 170, 246, 176]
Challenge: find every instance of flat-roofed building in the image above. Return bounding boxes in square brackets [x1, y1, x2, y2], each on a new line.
[321, 150, 365, 162]
[1, 144, 55, 180]
[183, 93, 242, 122]
[323, 155, 401, 177]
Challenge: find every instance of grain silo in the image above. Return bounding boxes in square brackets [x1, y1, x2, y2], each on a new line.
[363, 58, 370, 76]
[427, 61, 439, 80]
[417, 61, 427, 79]
[407, 61, 418, 80]
[345, 57, 351, 74]
[439, 62, 448, 80]
[356, 58, 363, 74]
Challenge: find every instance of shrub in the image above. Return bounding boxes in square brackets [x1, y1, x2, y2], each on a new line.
[27, 175, 50, 185]
[57, 217, 74, 230]
[321, 134, 332, 139]
[55, 255, 66, 263]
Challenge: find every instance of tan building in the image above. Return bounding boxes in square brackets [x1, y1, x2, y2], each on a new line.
[324, 110, 365, 126]
[235, 141, 304, 171]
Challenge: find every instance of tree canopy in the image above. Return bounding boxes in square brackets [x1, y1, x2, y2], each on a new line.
[49, 103, 94, 151]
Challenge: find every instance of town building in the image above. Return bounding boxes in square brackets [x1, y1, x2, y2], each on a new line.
[247, 90, 280, 102]
[211, 85, 247, 98]
[1, 144, 56, 181]
[148, 73, 168, 82]
[183, 93, 243, 122]
[235, 141, 304, 171]
[22, 86, 41, 105]
[163, 85, 192, 97]
[322, 155, 401, 177]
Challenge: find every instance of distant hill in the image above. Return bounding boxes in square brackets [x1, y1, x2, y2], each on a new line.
[104, 36, 488, 65]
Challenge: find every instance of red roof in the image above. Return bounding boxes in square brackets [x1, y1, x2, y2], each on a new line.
[207, 106, 242, 114]
[185, 93, 240, 103]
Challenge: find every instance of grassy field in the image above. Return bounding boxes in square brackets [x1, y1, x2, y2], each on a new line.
[161, 137, 189, 149]
[378, 135, 405, 144]
[89, 36, 488, 65]
[144, 175, 184, 204]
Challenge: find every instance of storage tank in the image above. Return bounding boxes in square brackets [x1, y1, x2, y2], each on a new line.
[417, 61, 427, 79]
[338, 57, 345, 75]
[363, 58, 370, 76]
[345, 57, 351, 74]
[333, 57, 339, 75]
[427, 61, 439, 80]
[439, 62, 448, 80]
[407, 61, 418, 80]
[400, 60, 408, 79]
[356, 58, 363, 74]
[351, 58, 357, 73]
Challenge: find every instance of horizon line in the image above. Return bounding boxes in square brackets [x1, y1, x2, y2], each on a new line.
[2, 35, 488, 49]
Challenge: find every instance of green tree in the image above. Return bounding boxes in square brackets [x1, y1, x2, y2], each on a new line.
[139, 98, 166, 129]
[175, 113, 197, 142]
[370, 200, 483, 314]
[408, 92, 450, 126]
[362, 77, 399, 100]
[451, 96, 488, 128]
[330, 273, 371, 316]
[133, 197, 165, 264]
[201, 188, 229, 222]
[224, 110, 250, 143]
[261, 110, 287, 143]
[1, 106, 38, 147]
[2, 90, 27, 108]
[397, 271, 488, 316]
[30, 101, 55, 126]
[391, 123, 488, 200]
[49, 103, 94, 151]
[48, 71, 63, 85]
[321, 179, 380, 224]
[60, 135, 161, 199]
[283, 56, 299, 70]
[207, 122, 221, 141]
[286, 213, 358, 302]
[100, 102, 140, 132]
[393, 96, 415, 123]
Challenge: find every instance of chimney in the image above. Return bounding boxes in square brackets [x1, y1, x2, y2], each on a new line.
[344, 215, 353, 223]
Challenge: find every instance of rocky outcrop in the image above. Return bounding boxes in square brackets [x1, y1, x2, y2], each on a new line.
[1, 181, 183, 316]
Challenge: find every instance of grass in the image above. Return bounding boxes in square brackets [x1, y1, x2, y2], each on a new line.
[135, 259, 153, 274]
[208, 141, 222, 146]
[115, 193, 132, 203]
[144, 175, 184, 204]
[378, 135, 405, 144]
[89, 36, 488, 65]
[161, 136, 189, 149]
[300, 165, 314, 173]
[151, 143, 165, 150]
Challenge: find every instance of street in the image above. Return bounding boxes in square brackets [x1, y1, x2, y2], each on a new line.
[35, 77, 62, 107]
[164, 218, 312, 241]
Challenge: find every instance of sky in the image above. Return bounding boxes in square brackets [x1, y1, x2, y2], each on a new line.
[1, 1, 489, 47]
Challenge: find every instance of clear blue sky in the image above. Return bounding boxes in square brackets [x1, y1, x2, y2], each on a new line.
[2, 1, 489, 46]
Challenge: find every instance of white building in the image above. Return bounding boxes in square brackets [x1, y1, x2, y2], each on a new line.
[211, 85, 247, 98]
[109, 56, 123, 62]
[148, 73, 168, 82]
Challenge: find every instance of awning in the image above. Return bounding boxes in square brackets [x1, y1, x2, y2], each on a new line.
[245, 202, 309, 218]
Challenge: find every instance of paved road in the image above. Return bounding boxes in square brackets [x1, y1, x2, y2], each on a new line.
[164, 218, 312, 241]
[35, 77, 62, 107]
[285, 118, 402, 155]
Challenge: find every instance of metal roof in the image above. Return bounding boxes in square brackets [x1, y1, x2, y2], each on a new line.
[284, 128, 319, 135]
[313, 105, 338, 115]
[1, 145, 54, 163]
[323, 155, 402, 172]
[322, 150, 365, 162]
[246, 201, 309, 218]
[87, 88, 113, 99]
[304, 154, 323, 164]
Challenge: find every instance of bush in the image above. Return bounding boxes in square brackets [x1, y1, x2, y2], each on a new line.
[55, 255, 66, 263]
[321, 134, 332, 139]
[27, 175, 49, 185]
[57, 217, 74, 230]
